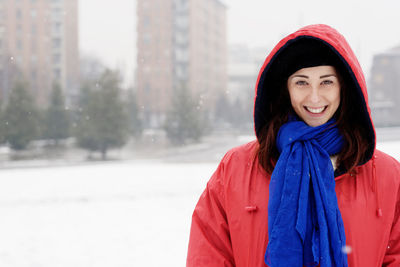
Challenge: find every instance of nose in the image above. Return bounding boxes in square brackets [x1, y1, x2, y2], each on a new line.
[309, 86, 321, 103]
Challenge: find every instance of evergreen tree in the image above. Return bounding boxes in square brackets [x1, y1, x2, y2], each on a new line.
[75, 69, 129, 160]
[164, 83, 208, 145]
[44, 83, 70, 144]
[214, 92, 233, 127]
[3, 81, 39, 150]
[214, 93, 253, 130]
[230, 97, 246, 128]
[126, 90, 143, 139]
[0, 105, 5, 144]
[72, 79, 92, 131]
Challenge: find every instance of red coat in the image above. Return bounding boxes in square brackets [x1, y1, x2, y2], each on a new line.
[187, 25, 400, 266]
[187, 141, 400, 266]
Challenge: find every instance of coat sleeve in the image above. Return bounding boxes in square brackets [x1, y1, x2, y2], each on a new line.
[382, 164, 400, 266]
[186, 156, 235, 267]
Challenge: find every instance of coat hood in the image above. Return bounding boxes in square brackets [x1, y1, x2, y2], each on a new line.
[253, 24, 376, 164]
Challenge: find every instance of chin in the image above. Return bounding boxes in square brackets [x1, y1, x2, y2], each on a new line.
[303, 118, 329, 127]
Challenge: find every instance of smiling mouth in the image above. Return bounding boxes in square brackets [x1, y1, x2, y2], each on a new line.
[304, 106, 327, 114]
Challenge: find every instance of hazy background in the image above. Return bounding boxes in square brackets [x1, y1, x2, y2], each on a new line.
[79, 0, 400, 86]
[1, 1, 400, 266]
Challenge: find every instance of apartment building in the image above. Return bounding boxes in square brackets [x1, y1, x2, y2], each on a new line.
[369, 46, 400, 127]
[0, 0, 79, 106]
[136, 0, 227, 127]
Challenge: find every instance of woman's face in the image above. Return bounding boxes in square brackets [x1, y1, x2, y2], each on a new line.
[287, 65, 341, 127]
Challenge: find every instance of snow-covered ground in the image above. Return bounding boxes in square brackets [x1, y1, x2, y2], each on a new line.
[0, 161, 217, 267]
[0, 138, 399, 267]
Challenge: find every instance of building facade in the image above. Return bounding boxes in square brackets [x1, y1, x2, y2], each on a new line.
[0, 0, 79, 106]
[227, 44, 269, 129]
[369, 46, 400, 127]
[136, 0, 227, 127]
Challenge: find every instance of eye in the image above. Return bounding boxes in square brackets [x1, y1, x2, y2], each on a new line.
[295, 80, 308, 86]
[321, 80, 333, 85]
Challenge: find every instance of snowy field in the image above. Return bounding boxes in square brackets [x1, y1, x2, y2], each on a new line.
[0, 138, 399, 267]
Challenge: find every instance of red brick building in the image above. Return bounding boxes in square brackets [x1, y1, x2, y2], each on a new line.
[0, 0, 79, 106]
[136, 0, 227, 127]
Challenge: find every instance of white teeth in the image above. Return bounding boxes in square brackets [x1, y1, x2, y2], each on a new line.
[306, 106, 325, 114]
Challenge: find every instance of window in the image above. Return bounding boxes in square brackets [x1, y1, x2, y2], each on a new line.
[31, 70, 37, 80]
[53, 22, 62, 34]
[143, 33, 151, 44]
[144, 83, 150, 94]
[53, 68, 61, 79]
[16, 39, 22, 50]
[16, 9, 22, 19]
[52, 7, 61, 19]
[15, 55, 22, 64]
[380, 57, 389, 65]
[143, 16, 150, 28]
[175, 15, 188, 30]
[31, 54, 37, 63]
[52, 38, 61, 49]
[31, 24, 37, 34]
[16, 24, 22, 34]
[175, 49, 188, 62]
[374, 73, 384, 85]
[31, 41, 37, 52]
[53, 53, 61, 64]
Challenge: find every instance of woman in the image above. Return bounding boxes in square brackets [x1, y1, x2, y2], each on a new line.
[186, 24, 400, 266]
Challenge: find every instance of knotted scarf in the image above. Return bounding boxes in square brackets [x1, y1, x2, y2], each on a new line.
[265, 119, 348, 267]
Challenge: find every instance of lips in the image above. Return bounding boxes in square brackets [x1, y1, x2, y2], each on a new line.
[305, 106, 327, 114]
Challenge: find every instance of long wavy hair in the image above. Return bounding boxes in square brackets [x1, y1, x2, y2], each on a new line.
[256, 68, 370, 175]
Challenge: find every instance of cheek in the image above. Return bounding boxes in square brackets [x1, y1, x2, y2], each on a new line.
[331, 88, 341, 109]
[290, 98, 300, 110]
[289, 96, 304, 117]
[288, 90, 303, 108]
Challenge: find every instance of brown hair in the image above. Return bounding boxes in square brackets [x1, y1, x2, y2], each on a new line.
[256, 69, 370, 175]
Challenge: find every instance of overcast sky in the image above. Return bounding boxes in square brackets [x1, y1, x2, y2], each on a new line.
[79, 0, 400, 87]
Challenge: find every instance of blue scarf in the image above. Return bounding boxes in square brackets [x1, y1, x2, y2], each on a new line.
[265, 119, 348, 267]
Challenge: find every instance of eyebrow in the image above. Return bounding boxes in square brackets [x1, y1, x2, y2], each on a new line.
[320, 74, 337, 78]
[291, 74, 337, 79]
